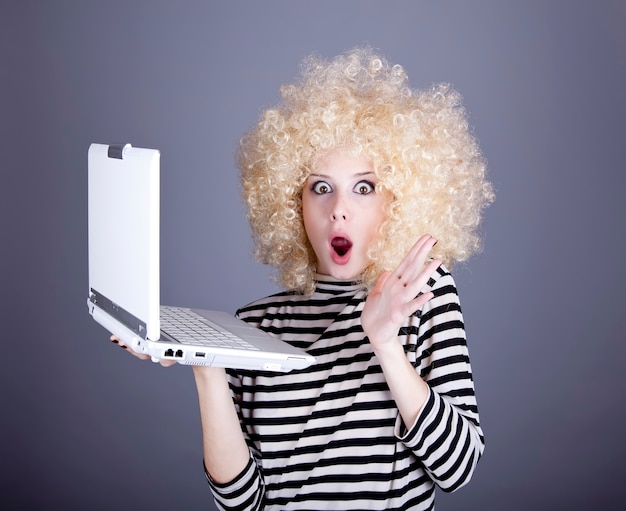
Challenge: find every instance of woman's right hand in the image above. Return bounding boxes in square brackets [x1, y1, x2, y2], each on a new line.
[109, 335, 178, 367]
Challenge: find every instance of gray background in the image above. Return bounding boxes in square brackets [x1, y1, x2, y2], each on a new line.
[2, 1, 625, 509]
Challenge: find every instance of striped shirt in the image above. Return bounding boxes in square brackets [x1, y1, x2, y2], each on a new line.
[207, 266, 484, 510]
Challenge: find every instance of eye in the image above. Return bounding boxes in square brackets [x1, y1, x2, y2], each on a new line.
[311, 181, 332, 194]
[354, 180, 375, 195]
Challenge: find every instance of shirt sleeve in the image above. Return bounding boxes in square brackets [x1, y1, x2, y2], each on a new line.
[205, 456, 265, 511]
[394, 268, 485, 492]
[205, 369, 266, 510]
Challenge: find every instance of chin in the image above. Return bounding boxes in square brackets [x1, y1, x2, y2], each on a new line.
[327, 265, 363, 281]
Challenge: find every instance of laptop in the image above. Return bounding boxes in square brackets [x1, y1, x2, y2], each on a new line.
[87, 142, 315, 372]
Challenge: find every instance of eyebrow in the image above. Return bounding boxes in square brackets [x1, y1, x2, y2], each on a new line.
[308, 171, 377, 179]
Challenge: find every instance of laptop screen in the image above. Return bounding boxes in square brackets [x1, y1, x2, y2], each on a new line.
[87, 143, 161, 341]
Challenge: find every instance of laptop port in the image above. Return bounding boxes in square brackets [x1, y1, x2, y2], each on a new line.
[175, 349, 183, 358]
[195, 352, 206, 358]
[164, 348, 175, 357]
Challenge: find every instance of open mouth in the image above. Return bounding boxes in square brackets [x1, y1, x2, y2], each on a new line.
[331, 237, 353, 257]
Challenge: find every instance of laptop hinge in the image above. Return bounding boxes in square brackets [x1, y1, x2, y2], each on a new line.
[89, 288, 148, 339]
[107, 143, 132, 160]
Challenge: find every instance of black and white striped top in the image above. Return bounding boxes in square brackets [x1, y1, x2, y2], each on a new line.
[207, 266, 484, 510]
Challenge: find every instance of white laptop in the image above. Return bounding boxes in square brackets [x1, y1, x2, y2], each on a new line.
[87, 142, 315, 372]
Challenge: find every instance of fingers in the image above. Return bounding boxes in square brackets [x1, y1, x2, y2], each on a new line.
[158, 359, 178, 367]
[407, 290, 435, 313]
[109, 335, 178, 367]
[389, 236, 442, 319]
[390, 235, 440, 294]
[393, 235, 437, 281]
[363, 236, 441, 346]
[110, 335, 151, 361]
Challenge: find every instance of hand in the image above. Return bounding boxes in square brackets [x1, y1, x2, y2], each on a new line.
[361, 235, 441, 352]
[109, 335, 177, 367]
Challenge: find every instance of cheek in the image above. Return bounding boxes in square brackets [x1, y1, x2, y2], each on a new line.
[302, 191, 329, 223]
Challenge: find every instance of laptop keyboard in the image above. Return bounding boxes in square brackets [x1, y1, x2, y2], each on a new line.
[160, 306, 259, 350]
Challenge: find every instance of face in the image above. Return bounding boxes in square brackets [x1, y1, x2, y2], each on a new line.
[302, 150, 386, 280]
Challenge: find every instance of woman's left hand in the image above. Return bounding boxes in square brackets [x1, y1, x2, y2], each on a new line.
[362, 234, 441, 351]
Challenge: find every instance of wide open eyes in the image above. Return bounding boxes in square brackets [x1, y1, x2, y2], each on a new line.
[309, 180, 376, 195]
[311, 180, 332, 194]
[354, 180, 375, 195]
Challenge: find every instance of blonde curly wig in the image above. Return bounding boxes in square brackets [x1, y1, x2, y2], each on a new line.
[238, 47, 494, 294]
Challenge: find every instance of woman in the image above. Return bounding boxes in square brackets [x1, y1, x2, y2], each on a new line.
[118, 46, 494, 510]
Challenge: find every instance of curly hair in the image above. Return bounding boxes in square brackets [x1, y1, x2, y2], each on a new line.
[238, 46, 494, 294]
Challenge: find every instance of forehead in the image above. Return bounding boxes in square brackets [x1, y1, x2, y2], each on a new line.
[310, 150, 375, 178]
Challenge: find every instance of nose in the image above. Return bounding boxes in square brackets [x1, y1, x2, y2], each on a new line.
[330, 193, 349, 221]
